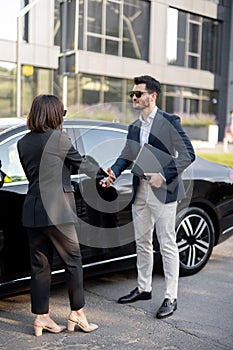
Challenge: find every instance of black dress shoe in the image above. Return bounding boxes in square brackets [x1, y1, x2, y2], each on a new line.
[117, 287, 152, 304]
[156, 298, 177, 319]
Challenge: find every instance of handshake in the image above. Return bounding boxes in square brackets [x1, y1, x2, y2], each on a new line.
[99, 168, 116, 188]
[98, 167, 164, 189]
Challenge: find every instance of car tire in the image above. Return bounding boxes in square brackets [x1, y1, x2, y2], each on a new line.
[176, 207, 215, 277]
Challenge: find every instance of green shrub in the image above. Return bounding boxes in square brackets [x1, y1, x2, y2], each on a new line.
[181, 113, 217, 127]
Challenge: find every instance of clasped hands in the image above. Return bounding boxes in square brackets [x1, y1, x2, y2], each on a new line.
[100, 168, 164, 188]
[99, 168, 116, 188]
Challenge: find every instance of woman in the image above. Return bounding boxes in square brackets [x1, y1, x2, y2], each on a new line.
[17, 95, 104, 336]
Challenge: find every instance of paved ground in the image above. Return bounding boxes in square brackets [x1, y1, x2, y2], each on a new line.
[0, 237, 233, 350]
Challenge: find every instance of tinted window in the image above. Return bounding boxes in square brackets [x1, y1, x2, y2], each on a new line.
[73, 127, 126, 169]
[0, 133, 27, 181]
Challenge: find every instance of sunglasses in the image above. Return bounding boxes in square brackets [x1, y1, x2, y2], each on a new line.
[129, 91, 150, 98]
[63, 110, 67, 117]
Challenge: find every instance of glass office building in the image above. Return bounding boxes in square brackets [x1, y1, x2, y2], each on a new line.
[0, 0, 232, 139]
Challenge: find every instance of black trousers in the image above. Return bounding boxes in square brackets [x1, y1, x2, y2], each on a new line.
[27, 224, 85, 314]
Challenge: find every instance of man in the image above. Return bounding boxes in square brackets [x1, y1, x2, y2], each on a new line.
[106, 75, 195, 319]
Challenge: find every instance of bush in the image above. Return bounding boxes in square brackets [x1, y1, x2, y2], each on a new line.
[180, 113, 217, 127]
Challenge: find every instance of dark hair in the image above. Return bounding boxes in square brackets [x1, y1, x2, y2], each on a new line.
[134, 75, 161, 96]
[27, 94, 65, 132]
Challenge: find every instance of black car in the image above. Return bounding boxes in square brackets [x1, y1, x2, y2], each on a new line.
[0, 120, 233, 297]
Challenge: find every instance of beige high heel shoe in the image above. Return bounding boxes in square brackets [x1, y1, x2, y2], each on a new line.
[67, 312, 98, 333]
[34, 318, 66, 337]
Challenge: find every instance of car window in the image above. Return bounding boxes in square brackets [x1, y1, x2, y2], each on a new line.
[63, 127, 86, 156]
[0, 134, 27, 182]
[73, 127, 126, 169]
[0, 126, 127, 182]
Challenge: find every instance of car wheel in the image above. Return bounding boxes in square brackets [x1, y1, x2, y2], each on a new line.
[176, 207, 215, 276]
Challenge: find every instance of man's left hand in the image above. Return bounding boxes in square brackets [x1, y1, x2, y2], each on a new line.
[144, 172, 164, 188]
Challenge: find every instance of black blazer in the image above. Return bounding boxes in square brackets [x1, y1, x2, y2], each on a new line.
[17, 129, 101, 228]
[111, 109, 196, 203]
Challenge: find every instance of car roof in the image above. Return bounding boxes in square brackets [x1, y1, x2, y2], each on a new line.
[0, 117, 26, 131]
[0, 119, 128, 142]
[64, 119, 127, 129]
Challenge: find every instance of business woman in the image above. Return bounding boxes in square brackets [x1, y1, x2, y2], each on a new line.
[17, 95, 103, 336]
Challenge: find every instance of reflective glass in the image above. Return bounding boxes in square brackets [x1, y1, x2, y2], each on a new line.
[88, 0, 102, 34]
[73, 127, 126, 169]
[0, 0, 20, 40]
[167, 7, 220, 73]
[0, 62, 16, 117]
[0, 134, 27, 181]
[123, 0, 150, 60]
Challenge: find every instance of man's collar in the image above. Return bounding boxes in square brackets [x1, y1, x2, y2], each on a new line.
[139, 106, 158, 124]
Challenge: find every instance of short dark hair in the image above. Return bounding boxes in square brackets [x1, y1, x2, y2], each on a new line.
[134, 75, 161, 96]
[27, 94, 65, 132]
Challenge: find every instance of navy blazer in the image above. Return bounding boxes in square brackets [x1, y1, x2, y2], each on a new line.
[111, 109, 196, 203]
[17, 129, 101, 228]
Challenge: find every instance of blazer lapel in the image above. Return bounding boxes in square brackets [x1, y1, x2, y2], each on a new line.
[148, 109, 164, 144]
[132, 119, 141, 143]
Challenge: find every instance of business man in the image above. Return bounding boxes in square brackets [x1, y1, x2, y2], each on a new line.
[106, 75, 195, 318]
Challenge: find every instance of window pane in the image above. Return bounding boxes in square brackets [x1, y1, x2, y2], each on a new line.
[60, 0, 76, 51]
[176, 10, 186, 66]
[106, 40, 118, 55]
[166, 85, 180, 94]
[78, 0, 84, 49]
[22, 68, 52, 115]
[123, 0, 150, 60]
[67, 75, 77, 107]
[167, 8, 221, 73]
[88, 0, 102, 34]
[80, 74, 101, 105]
[106, 1, 120, 37]
[189, 23, 199, 53]
[87, 36, 101, 52]
[104, 77, 122, 103]
[66, 0, 76, 50]
[190, 14, 200, 22]
[164, 85, 217, 121]
[190, 99, 199, 114]
[201, 18, 220, 73]
[0, 134, 27, 181]
[0, 62, 16, 117]
[164, 85, 181, 113]
[166, 96, 181, 114]
[74, 128, 126, 169]
[188, 55, 198, 69]
[54, 0, 61, 46]
[166, 8, 178, 65]
[202, 90, 218, 116]
[0, 0, 20, 40]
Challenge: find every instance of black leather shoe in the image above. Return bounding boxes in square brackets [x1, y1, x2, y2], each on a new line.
[156, 298, 177, 319]
[117, 287, 152, 304]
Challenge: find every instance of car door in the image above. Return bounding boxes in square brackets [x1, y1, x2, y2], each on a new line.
[65, 124, 136, 265]
[0, 130, 30, 284]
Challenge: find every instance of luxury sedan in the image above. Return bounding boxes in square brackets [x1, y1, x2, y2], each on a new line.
[0, 119, 233, 297]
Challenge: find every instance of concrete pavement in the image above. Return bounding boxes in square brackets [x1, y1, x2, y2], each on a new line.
[192, 141, 233, 154]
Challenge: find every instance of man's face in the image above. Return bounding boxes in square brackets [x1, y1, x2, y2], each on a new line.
[130, 83, 156, 110]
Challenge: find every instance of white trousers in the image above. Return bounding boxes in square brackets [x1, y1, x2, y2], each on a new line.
[132, 180, 179, 300]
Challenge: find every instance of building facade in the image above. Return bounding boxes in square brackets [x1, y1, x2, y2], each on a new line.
[0, 0, 232, 139]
